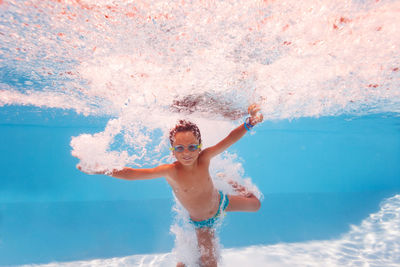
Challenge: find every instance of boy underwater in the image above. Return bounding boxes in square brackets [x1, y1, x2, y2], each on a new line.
[75, 104, 263, 267]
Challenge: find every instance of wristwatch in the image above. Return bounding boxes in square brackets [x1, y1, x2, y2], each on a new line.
[244, 117, 254, 131]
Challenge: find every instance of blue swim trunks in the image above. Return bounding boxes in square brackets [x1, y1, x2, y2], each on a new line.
[189, 190, 230, 229]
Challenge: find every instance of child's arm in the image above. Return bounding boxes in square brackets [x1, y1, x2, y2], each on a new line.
[76, 163, 172, 180]
[201, 104, 263, 160]
[106, 164, 172, 180]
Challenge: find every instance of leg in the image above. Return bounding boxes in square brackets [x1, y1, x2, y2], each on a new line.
[222, 178, 261, 212]
[228, 180, 253, 197]
[195, 227, 218, 267]
[225, 193, 261, 212]
[176, 262, 185, 267]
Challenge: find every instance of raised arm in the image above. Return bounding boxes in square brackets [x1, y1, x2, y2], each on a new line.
[76, 162, 173, 181]
[107, 164, 172, 180]
[201, 104, 263, 160]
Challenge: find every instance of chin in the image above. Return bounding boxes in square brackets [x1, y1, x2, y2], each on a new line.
[180, 160, 193, 166]
[179, 158, 196, 165]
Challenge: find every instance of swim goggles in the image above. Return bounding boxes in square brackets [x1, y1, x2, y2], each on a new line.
[170, 144, 202, 152]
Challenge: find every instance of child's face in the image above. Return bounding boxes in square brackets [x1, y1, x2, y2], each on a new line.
[172, 131, 201, 166]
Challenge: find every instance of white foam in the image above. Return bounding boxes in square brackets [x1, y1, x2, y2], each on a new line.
[18, 194, 400, 267]
[1, 0, 399, 118]
[2, 0, 400, 168]
[0, 0, 400, 168]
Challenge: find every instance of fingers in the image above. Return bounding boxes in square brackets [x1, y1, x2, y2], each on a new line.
[76, 163, 91, 174]
[76, 163, 82, 171]
[248, 103, 260, 115]
[248, 104, 263, 119]
[255, 113, 263, 123]
[230, 181, 253, 197]
[228, 180, 238, 187]
[247, 104, 254, 114]
[247, 103, 264, 126]
[76, 161, 107, 175]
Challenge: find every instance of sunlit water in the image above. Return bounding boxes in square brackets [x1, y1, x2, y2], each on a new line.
[1, 0, 400, 266]
[12, 194, 400, 267]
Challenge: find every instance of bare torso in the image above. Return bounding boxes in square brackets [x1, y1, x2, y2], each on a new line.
[166, 152, 220, 221]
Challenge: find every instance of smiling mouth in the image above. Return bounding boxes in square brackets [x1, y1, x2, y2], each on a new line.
[183, 157, 192, 160]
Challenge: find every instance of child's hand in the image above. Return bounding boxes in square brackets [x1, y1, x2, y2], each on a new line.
[72, 151, 108, 175]
[248, 103, 263, 125]
[76, 162, 109, 175]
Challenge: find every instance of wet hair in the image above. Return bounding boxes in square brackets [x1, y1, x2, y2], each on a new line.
[169, 120, 202, 146]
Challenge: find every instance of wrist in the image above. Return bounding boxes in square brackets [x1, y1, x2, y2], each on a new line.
[244, 117, 254, 131]
[250, 117, 258, 126]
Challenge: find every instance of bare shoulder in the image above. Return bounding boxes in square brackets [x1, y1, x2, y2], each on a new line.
[198, 147, 213, 162]
[156, 163, 176, 177]
[163, 162, 180, 182]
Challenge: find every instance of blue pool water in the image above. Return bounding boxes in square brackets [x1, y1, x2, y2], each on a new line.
[1, 0, 400, 266]
[0, 107, 399, 266]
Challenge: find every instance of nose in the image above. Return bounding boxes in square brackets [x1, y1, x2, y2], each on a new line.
[182, 147, 193, 153]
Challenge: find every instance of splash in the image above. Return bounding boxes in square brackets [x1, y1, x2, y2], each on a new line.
[1, 0, 399, 169]
[1, 0, 400, 117]
[3, 0, 399, 169]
